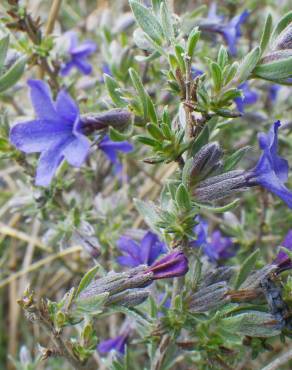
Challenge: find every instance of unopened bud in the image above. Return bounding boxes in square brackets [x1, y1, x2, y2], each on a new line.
[273, 24, 292, 50]
[221, 311, 282, 337]
[261, 49, 292, 64]
[81, 109, 132, 135]
[193, 170, 247, 202]
[188, 282, 229, 313]
[106, 289, 150, 307]
[184, 142, 223, 188]
[78, 266, 152, 300]
[145, 251, 189, 279]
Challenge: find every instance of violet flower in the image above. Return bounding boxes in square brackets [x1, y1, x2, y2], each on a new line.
[98, 331, 129, 356]
[9, 80, 90, 187]
[60, 31, 97, 76]
[191, 217, 235, 262]
[234, 82, 258, 113]
[145, 251, 189, 279]
[246, 121, 292, 208]
[98, 135, 133, 172]
[200, 3, 249, 56]
[274, 230, 292, 273]
[268, 85, 281, 103]
[117, 231, 166, 267]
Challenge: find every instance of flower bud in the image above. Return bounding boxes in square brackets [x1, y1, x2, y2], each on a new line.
[261, 49, 292, 64]
[106, 289, 150, 307]
[185, 142, 223, 188]
[81, 109, 132, 135]
[200, 266, 235, 288]
[145, 251, 189, 279]
[273, 24, 292, 50]
[221, 311, 282, 337]
[193, 170, 247, 202]
[188, 282, 230, 313]
[78, 266, 152, 300]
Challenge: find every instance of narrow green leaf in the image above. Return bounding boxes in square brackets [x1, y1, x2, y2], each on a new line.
[219, 88, 241, 105]
[129, 67, 148, 118]
[193, 199, 239, 213]
[182, 158, 194, 188]
[0, 56, 26, 93]
[253, 56, 292, 81]
[0, 35, 9, 74]
[129, 0, 164, 44]
[260, 14, 273, 55]
[271, 10, 292, 43]
[104, 74, 126, 107]
[224, 146, 250, 171]
[175, 183, 191, 209]
[135, 135, 159, 147]
[236, 47, 261, 84]
[109, 123, 133, 141]
[174, 44, 186, 73]
[217, 46, 228, 68]
[234, 249, 260, 289]
[187, 27, 200, 59]
[191, 123, 209, 156]
[160, 1, 174, 42]
[210, 62, 222, 92]
[224, 61, 239, 85]
[147, 123, 164, 140]
[134, 199, 160, 232]
[75, 265, 99, 298]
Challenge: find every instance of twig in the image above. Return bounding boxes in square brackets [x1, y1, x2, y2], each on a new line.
[151, 334, 171, 370]
[0, 246, 82, 289]
[45, 0, 63, 36]
[0, 222, 52, 252]
[260, 349, 292, 370]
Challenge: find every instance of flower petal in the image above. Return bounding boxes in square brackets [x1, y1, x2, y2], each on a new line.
[55, 90, 79, 126]
[73, 58, 93, 75]
[71, 41, 97, 57]
[9, 119, 71, 153]
[256, 171, 292, 208]
[27, 80, 57, 121]
[35, 138, 72, 186]
[62, 135, 90, 167]
[60, 61, 75, 76]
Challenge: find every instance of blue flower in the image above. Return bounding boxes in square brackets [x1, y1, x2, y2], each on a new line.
[9, 80, 90, 187]
[60, 32, 97, 76]
[234, 82, 258, 113]
[201, 3, 249, 56]
[274, 230, 292, 273]
[191, 217, 235, 261]
[98, 331, 129, 356]
[191, 66, 204, 79]
[145, 251, 189, 279]
[246, 121, 292, 208]
[98, 135, 133, 173]
[268, 84, 281, 103]
[117, 231, 167, 267]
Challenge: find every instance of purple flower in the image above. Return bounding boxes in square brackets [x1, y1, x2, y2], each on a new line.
[234, 82, 258, 113]
[98, 135, 133, 172]
[191, 217, 235, 261]
[145, 251, 189, 279]
[268, 85, 281, 103]
[9, 80, 90, 187]
[246, 121, 292, 208]
[274, 230, 292, 273]
[191, 66, 204, 79]
[60, 32, 97, 76]
[201, 3, 249, 56]
[98, 331, 129, 356]
[117, 231, 166, 267]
